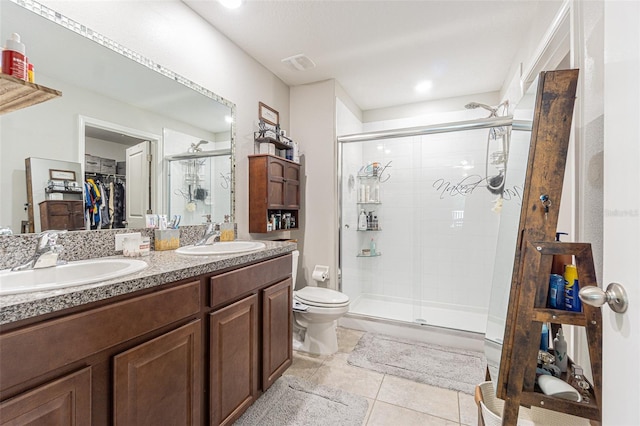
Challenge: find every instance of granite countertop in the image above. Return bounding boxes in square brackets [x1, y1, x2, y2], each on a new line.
[0, 241, 296, 325]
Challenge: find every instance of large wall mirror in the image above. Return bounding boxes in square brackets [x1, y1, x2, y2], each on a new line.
[1, 0, 235, 234]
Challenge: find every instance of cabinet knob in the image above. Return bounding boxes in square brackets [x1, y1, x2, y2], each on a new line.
[579, 282, 629, 313]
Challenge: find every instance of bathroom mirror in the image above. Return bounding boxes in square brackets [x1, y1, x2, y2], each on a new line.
[0, 0, 236, 234]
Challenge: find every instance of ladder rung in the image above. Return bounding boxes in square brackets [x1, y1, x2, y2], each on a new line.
[532, 308, 587, 326]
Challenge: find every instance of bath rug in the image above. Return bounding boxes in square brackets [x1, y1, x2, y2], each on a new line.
[348, 332, 485, 394]
[233, 375, 368, 426]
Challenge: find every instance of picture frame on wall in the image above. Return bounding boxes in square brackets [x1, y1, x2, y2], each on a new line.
[259, 102, 279, 126]
[49, 169, 76, 181]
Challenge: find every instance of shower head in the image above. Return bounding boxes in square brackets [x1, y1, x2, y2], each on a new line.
[465, 100, 509, 117]
[189, 140, 209, 152]
[465, 102, 493, 111]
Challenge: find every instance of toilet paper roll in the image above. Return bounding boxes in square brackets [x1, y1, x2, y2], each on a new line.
[312, 265, 330, 282]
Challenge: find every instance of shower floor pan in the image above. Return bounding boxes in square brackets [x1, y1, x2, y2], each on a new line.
[347, 294, 487, 334]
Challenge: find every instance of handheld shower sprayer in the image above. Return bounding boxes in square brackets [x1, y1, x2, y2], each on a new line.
[465, 100, 511, 197]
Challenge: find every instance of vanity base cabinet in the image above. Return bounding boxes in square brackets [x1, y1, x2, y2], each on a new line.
[262, 278, 293, 390]
[0, 253, 293, 426]
[113, 320, 202, 426]
[209, 295, 259, 426]
[0, 367, 91, 426]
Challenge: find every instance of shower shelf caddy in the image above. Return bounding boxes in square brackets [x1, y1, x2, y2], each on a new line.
[356, 175, 382, 256]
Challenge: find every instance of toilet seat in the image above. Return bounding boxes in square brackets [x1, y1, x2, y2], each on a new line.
[294, 287, 349, 308]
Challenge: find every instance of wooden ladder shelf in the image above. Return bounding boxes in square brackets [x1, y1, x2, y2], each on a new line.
[502, 241, 602, 424]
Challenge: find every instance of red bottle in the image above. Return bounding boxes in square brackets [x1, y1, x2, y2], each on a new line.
[2, 33, 27, 80]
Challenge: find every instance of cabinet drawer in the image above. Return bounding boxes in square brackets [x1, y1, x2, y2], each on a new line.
[0, 281, 200, 390]
[209, 255, 291, 308]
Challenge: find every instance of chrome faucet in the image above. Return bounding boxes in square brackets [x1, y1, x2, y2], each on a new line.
[0, 226, 13, 236]
[12, 230, 67, 271]
[195, 222, 220, 246]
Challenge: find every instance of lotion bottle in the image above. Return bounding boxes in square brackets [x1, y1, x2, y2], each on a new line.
[358, 209, 367, 230]
[553, 328, 568, 373]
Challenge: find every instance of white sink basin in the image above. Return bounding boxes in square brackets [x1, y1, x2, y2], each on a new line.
[176, 241, 266, 256]
[0, 258, 148, 296]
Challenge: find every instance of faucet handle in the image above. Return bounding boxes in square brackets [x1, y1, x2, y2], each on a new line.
[37, 230, 67, 248]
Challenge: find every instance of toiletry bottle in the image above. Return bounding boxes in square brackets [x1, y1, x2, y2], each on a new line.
[553, 328, 568, 373]
[2, 33, 27, 80]
[370, 238, 376, 255]
[551, 232, 572, 275]
[548, 274, 565, 309]
[373, 179, 380, 202]
[564, 264, 582, 312]
[540, 322, 549, 351]
[358, 209, 367, 230]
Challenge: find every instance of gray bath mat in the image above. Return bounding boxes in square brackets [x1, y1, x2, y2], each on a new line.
[348, 332, 485, 394]
[234, 375, 368, 426]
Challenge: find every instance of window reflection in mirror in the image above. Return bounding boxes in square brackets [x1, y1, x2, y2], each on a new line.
[484, 79, 537, 388]
[0, 0, 235, 234]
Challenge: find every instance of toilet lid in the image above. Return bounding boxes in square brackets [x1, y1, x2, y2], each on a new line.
[294, 287, 349, 306]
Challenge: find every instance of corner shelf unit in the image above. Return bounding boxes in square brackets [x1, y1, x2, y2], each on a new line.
[0, 74, 62, 115]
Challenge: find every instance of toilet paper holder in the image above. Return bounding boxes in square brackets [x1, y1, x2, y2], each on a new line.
[312, 265, 330, 282]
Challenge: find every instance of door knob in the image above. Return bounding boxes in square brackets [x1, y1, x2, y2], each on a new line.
[579, 282, 629, 313]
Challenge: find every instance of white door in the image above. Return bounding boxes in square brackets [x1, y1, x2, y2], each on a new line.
[125, 141, 152, 228]
[602, 2, 639, 424]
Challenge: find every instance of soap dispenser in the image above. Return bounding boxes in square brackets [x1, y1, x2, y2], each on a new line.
[220, 215, 235, 241]
[358, 209, 367, 230]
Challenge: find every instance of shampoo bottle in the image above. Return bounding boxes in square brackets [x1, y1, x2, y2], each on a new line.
[564, 264, 582, 312]
[358, 209, 367, 230]
[540, 322, 549, 351]
[370, 238, 376, 255]
[553, 328, 568, 373]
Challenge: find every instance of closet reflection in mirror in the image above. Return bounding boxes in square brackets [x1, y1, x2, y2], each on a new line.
[0, 0, 235, 234]
[484, 79, 538, 386]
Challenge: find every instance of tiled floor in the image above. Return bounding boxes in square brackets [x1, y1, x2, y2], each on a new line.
[283, 327, 479, 426]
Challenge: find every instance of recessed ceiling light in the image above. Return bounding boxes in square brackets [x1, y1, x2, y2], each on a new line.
[415, 80, 432, 93]
[218, 0, 242, 9]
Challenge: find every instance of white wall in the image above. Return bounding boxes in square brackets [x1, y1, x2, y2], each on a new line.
[290, 80, 338, 290]
[7, 0, 290, 237]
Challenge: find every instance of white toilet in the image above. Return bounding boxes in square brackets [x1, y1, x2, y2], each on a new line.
[290, 250, 350, 355]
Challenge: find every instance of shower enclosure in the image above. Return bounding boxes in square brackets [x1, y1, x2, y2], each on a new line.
[338, 117, 530, 334]
[166, 146, 232, 225]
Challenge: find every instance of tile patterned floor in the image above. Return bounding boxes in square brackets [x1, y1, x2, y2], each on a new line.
[283, 327, 479, 426]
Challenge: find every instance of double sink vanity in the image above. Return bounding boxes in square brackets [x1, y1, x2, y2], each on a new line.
[0, 228, 295, 425]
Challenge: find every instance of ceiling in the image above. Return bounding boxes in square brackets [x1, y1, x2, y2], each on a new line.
[183, 0, 555, 112]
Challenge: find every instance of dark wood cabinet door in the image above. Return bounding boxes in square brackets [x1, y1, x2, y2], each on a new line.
[113, 320, 201, 426]
[262, 278, 293, 390]
[39, 200, 84, 231]
[249, 154, 300, 232]
[209, 294, 259, 426]
[0, 367, 91, 426]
